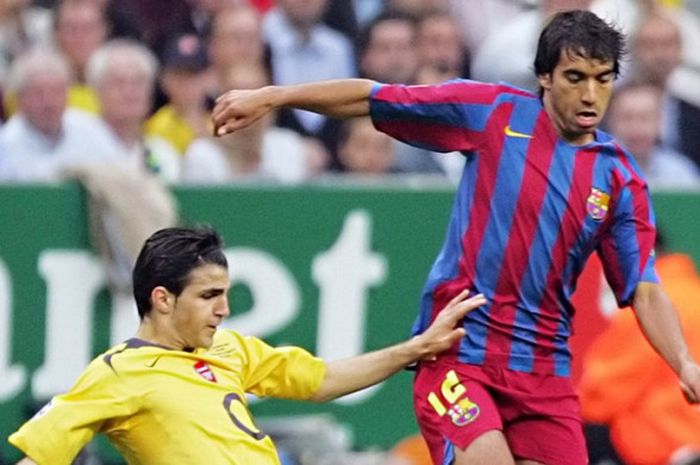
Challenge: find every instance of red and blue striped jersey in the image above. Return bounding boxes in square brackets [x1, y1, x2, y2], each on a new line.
[370, 80, 658, 376]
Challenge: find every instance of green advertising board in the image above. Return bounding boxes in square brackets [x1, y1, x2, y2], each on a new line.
[0, 183, 698, 464]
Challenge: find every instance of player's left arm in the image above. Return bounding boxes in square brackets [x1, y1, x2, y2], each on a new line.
[632, 281, 700, 403]
[309, 290, 486, 402]
[601, 169, 700, 404]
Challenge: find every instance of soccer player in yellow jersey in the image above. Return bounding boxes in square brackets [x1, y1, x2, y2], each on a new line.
[8, 226, 486, 465]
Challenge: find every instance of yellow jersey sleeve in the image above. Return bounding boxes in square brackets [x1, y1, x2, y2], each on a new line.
[234, 333, 326, 400]
[8, 349, 140, 465]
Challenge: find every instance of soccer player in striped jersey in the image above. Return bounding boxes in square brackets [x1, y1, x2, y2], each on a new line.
[212, 9, 700, 465]
[8, 227, 486, 465]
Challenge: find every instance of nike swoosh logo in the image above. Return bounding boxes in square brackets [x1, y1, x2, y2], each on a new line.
[504, 125, 533, 139]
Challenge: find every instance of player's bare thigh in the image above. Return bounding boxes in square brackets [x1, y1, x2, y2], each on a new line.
[452, 430, 546, 465]
[453, 430, 514, 465]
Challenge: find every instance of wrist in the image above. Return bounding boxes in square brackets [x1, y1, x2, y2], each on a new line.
[266, 85, 287, 110]
[679, 352, 698, 371]
[406, 335, 432, 362]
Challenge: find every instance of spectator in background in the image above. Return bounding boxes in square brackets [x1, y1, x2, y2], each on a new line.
[207, 5, 266, 98]
[53, 0, 109, 114]
[357, 11, 458, 180]
[181, 63, 321, 184]
[629, 9, 683, 89]
[386, 0, 449, 19]
[590, 0, 700, 82]
[415, 11, 470, 82]
[145, 33, 211, 160]
[55, 0, 142, 41]
[262, 0, 355, 170]
[627, 8, 700, 169]
[352, 0, 386, 27]
[0, 48, 119, 182]
[321, 0, 359, 43]
[86, 39, 179, 182]
[0, 0, 51, 82]
[471, 0, 591, 91]
[579, 232, 700, 465]
[126, 0, 251, 60]
[184, 0, 250, 39]
[606, 82, 699, 190]
[358, 10, 417, 84]
[91, 0, 142, 42]
[337, 117, 396, 176]
[447, 0, 534, 59]
[107, 0, 191, 59]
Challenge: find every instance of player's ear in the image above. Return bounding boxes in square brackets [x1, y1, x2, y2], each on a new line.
[537, 73, 553, 91]
[151, 286, 175, 315]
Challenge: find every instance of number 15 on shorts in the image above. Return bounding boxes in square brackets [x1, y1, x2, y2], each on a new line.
[427, 370, 480, 426]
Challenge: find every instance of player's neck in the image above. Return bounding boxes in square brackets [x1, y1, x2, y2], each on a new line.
[135, 318, 184, 351]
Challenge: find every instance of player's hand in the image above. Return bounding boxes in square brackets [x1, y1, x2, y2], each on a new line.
[212, 88, 274, 137]
[679, 359, 700, 404]
[412, 289, 487, 361]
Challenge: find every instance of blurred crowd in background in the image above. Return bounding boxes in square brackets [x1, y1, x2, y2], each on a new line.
[0, 0, 698, 188]
[0, 1, 699, 465]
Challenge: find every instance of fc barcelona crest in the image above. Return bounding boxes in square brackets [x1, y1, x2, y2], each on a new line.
[447, 397, 480, 426]
[586, 187, 610, 221]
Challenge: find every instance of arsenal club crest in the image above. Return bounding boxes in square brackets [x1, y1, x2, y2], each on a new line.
[586, 187, 610, 221]
[194, 360, 217, 383]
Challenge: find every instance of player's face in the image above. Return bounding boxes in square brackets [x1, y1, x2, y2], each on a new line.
[538, 50, 615, 146]
[170, 264, 231, 349]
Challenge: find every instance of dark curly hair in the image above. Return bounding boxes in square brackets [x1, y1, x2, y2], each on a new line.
[534, 10, 626, 82]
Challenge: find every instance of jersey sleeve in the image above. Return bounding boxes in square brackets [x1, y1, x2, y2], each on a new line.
[238, 335, 326, 400]
[8, 356, 139, 465]
[369, 79, 508, 153]
[596, 175, 658, 307]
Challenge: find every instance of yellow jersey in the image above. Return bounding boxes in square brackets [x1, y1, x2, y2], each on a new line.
[9, 330, 326, 465]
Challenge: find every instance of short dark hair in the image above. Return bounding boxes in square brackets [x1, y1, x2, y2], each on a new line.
[132, 226, 228, 319]
[356, 10, 416, 57]
[534, 10, 626, 78]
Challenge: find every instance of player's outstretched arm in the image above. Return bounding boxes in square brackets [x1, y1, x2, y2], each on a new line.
[633, 282, 700, 403]
[309, 290, 487, 402]
[213, 79, 376, 137]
